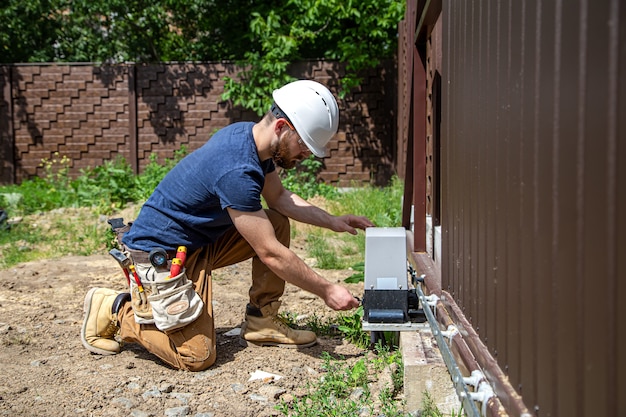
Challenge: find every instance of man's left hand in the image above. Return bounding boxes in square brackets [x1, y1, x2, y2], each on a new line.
[332, 214, 375, 235]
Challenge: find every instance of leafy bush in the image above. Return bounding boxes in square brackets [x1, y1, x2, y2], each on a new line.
[135, 146, 188, 200]
[279, 156, 338, 200]
[73, 156, 137, 213]
[0, 148, 188, 217]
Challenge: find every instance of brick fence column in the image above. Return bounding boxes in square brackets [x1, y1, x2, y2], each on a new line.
[128, 63, 138, 175]
[0, 66, 15, 185]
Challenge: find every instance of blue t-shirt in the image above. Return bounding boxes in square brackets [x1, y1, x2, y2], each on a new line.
[122, 122, 275, 252]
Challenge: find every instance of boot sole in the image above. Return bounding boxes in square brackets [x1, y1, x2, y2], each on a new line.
[80, 287, 119, 356]
[238, 337, 318, 349]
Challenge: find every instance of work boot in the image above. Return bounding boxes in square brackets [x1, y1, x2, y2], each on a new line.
[240, 301, 317, 348]
[81, 288, 130, 355]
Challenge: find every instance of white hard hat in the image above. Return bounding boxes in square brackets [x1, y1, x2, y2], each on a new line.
[271, 80, 339, 157]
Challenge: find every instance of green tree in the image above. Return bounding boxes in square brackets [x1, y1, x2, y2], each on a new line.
[223, 0, 405, 114]
[1, 0, 404, 112]
[53, 0, 185, 62]
[0, 0, 63, 63]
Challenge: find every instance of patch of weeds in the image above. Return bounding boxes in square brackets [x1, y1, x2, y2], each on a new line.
[371, 342, 404, 392]
[276, 350, 408, 417]
[0, 207, 111, 269]
[330, 175, 404, 228]
[303, 314, 336, 336]
[344, 261, 365, 283]
[380, 387, 408, 417]
[279, 156, 338, 200]
[299, 176, 404, 270]
[135, 146, 188, 200]
[336, 306, 370, 349]
[306, 233, 345, 269]
[276, 311, 299, 328]
[420, 390, 465, 417]
[276, 312, 337, 338]
[0, 222, 44, 269]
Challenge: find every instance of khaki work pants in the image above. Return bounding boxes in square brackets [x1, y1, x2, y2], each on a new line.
[117, 209, 289, 371]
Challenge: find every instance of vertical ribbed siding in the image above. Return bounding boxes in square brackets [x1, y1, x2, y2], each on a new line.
[441, 1, 625, 416]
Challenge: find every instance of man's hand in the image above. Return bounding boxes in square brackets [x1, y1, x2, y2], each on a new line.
[331, 214, 375, 235]
[323, 284, 361, 310]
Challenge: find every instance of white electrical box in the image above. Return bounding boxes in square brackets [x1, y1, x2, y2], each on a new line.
[364, 227, 408, 290]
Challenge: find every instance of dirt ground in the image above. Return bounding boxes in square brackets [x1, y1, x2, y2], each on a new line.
[0, 218, 380, 417]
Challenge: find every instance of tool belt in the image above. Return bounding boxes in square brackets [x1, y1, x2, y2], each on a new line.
[131, 262, 203, 332]
[107, 218, 203, 332]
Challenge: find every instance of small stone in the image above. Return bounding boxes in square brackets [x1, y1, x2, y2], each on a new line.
[258, 385, 286, 400]
[230, 383, 246, 394]
[280, 393, 294, 403]
[126, 382, 141, 390]
[169, 392, 193, 404]
[350, 387, 365, 401]
[159, 383, 175, 393]
[142, 387, 161, 399]
[248, 393, 268, 403]
[111, 397, 133, 409]
[164, 406, 191, 417]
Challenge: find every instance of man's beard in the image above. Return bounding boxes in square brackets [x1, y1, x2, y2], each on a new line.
[271, 137, 297, 170]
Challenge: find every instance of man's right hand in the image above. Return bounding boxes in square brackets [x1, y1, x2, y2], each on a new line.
[324, 284, 360, 311]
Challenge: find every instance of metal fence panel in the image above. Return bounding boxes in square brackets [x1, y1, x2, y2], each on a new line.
[441, 0, 625, 415]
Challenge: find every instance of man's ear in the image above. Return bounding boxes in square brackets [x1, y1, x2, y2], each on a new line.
[274, 118, 289, 135]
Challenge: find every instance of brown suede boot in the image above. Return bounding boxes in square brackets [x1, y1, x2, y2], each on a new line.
[81, 288, 130, 355]
[240, 301, 318, 348]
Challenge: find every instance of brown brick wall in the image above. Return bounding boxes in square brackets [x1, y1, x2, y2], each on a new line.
[0, 61, 397, 188]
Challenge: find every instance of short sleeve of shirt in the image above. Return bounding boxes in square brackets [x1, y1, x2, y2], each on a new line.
[214, 167, 265, 211]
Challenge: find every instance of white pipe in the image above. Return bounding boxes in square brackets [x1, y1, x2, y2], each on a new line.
[463, 369, 496, 417]
[423, 294, 439, 319]
[439, 324, 459, 344]
[470, 380, 495, 417]
[463, 369, 485, 387]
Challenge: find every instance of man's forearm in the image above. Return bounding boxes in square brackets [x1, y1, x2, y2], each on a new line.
[270, 190, 335, 229]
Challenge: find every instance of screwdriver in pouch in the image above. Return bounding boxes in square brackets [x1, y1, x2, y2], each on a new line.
[128, 265, 144, 293]
[168, 246, 187, 278]
[175, 246, 187, 265]
[169, 258, 183, 278]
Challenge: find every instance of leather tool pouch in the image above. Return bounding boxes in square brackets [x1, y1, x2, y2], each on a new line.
[107, 217, 203, 331]
[133, 264, 204, 332]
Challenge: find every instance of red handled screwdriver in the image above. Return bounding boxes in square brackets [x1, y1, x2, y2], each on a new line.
[169, 258, 183, 278]
[175, 246, 187, 266]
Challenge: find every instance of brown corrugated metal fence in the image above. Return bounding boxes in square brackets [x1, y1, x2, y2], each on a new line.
[435, 0, 625, 416]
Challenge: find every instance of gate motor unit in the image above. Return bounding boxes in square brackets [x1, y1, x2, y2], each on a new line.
[361, 227, 426, 331]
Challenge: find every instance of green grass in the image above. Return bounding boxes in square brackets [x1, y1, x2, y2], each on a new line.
[276, 349, 407, 417]
[0, 206, 115, 269]
[302, 175, 404, 273]
[420, 391, 465, 417]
